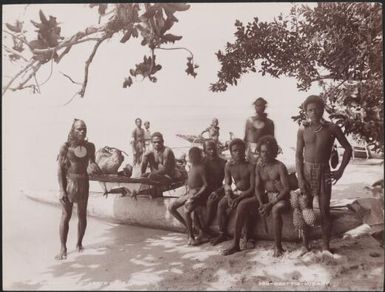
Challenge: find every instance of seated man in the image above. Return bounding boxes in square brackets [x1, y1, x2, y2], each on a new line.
[140, 132, 181, 186]
[256, 135, 290, 257]
[210, 139, 255, 247]
[168, 147, 208, 245]
[192, 140, 227, 245]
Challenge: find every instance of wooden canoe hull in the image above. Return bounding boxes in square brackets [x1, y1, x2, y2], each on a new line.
[22, 186, 364, 241]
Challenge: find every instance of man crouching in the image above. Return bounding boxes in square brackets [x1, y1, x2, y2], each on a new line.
[256, 135, 291, 257]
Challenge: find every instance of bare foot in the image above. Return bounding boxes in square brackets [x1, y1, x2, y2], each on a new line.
[187, 237, 194, 246]
[210, 233, 228, 246]
[55, 248, 67, 260]
[321, 243, 335, 253]
[76, 244, 84, 252]
[273, 246, 285, 257]
[191, 234, 209, 246]
[299, 245, 311, 256]
[222, 245, 241, 256]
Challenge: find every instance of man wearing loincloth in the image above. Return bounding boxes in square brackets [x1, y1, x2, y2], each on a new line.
[210, 139, 255, 248]
[168, 147, 208, 245]
[140, 132, 183, 186]
[131, 118, 145, 165]
[56, 119, 98, 260]
[244, 97, 275, 164]
[296, 95, 352, 252]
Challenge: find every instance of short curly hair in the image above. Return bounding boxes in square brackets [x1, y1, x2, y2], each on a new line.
[229, 138, 246, 153]
[303, 95, 325, 113]
[189, 146, 203, 161]
[257, 135, 279, 158]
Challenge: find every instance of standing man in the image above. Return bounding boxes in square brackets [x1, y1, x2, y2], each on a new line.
[143, 121, 152, 152]
[56, 119, 98, 260]
[131, 118, 145, 166]
[296, 95, 352, 252]
[244, 97, 275, 164]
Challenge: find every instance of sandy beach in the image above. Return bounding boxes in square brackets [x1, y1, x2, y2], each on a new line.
[3, 163, 384, 291]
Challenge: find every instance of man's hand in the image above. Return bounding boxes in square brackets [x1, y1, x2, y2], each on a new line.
[59, 190, 69, 204]
[208, 191, 220, 203]
[331, 169, 343, 185]
[259, 202, 272, 217]
[298, 179, 308, 194]
[230, 196, 242, 209]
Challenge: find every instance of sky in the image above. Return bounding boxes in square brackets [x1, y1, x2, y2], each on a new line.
[2, 3, 322, 190]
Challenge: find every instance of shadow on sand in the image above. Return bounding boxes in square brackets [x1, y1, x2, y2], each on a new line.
[40, 223, 383, 290]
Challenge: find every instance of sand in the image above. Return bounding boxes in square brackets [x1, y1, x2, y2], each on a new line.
[3, 163, 384, 290]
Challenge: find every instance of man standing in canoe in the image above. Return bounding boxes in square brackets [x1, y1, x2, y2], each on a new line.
[244, 97, 275, 164]
[296, 95, 352, 252]
[201, 118, 220, 143]
[131, 118, 145, 166]
[56, 119, 98, 260]
[143, 121, 152, 152]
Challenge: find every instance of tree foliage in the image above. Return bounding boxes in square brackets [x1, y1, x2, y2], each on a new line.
[211, 3, 383, 152]
[2, 3, 198, 98]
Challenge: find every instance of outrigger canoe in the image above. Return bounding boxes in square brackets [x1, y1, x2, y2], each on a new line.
[22, 174, 383, 242]
[176, 134, 229, 152]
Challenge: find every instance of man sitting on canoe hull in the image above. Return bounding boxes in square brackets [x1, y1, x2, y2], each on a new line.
[140, 132, 183, 193]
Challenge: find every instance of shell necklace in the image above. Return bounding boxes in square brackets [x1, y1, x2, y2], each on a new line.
[312, 124, 323, 133]
[74, 145, 87, 158]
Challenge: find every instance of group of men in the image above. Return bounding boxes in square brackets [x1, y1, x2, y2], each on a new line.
[55, 95, 352, 260]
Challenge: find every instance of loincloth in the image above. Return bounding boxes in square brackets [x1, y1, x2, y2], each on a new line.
[66, 173, 89, 203]
[303, 161, 332, 198]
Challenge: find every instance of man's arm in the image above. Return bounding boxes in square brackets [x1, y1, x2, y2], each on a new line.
[272, 163, 290, 204]
[200, 127, 209, 136]
[224, 162, 232, 197]
[295, 127, 306, 193]
[238, 164, 256, 199]
[193, 166, 208, 199]
[87, 142, 96, 163]
[331, 124, 352, 183]
[57, 144, 68, 197]
[270, 120, 275, 137]
[254, 167, 265, 205]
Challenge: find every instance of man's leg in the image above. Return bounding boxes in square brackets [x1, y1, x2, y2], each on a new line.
[205, 190, 224, 236]
[223, 196, 258, 255]
[55, 200, 73, 260]
[168, 195, 188, 228]
[211, 196, 230, 245]
[76, 194, 89, 252]
[319, 190, 332, 252]
[271, 200, 289, 257]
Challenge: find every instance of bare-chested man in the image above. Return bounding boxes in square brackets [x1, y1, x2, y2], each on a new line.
[56, 119, 97, 260]
[296, 95, 352, 252]
[140, 132, 179, 186]
[191, 140, 227, 245]
[257, 135, 291, 257]
[168, 147, 208, 245]
[211, 139, 255, 247]
[131, 118, 145, 165]
[244, 97, 275, 163]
